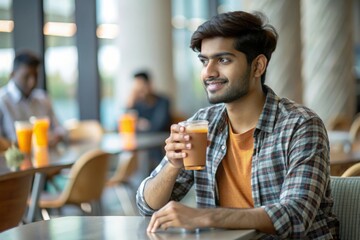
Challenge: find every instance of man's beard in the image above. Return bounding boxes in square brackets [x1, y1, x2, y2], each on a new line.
[205, 69, 250, 104]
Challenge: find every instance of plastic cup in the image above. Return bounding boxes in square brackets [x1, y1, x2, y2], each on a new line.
[31, 117, 50, 147]
[14, 121, 33, 155]
[118, 111, 137, 134]
[179, 120, 208, 170]
[33, 146, 49, 167]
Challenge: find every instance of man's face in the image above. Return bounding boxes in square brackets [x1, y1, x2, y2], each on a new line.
[198, 37, 251, 104]
[133, 77, 151, 100]
[11, 65, 38, 97]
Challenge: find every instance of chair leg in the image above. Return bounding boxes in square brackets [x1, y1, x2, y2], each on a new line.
[88, 201, 102, 216]
[113, 185, 137, 216]
[41, 208, 51, 220]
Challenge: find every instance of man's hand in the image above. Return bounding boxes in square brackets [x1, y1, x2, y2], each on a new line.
[147, 201, 208, 232]
[164, 124, 191, 169]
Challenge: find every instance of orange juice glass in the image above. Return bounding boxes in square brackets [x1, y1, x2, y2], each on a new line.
[179, 120, 208, 170]
[118, 112, 137, 134]
[31, 117, 50, 147]
[122, 133, 137, 150]
[15, 121, 33, 155]
[33, 146, 49, 167]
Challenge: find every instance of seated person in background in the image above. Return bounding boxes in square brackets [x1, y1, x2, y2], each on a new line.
[126, 71, 172, 171]
[126, 71, 171, 133]
[0, 50, 65, 147]
[136, 11, 339, 239]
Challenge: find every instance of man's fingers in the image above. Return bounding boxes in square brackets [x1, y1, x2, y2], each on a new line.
[170, 124, 186, 133]
[164, 142, 190, 152]
[148, 211, 172, 232]
[165, 134, 189, 144]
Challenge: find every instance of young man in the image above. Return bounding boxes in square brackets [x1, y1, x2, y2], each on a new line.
[0, 50, 65, 147]
[136, 11, 339, 239]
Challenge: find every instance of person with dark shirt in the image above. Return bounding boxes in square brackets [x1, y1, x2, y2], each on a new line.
[126, 71, 171, 171]
[126, 71, 171, 133]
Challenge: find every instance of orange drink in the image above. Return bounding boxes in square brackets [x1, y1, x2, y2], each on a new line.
[119, 112, 137, 134]
[122, 133, 137, 150]
[179, 120, 208, 170]
[31, 117, 50, 147]
[33, 146, 49, 167]
[15, 121, 33, 155]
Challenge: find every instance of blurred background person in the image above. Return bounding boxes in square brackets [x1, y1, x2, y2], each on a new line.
[126, 71, 171, 133]
[0, 50, 66, 148]
[126, 70, 171, 171]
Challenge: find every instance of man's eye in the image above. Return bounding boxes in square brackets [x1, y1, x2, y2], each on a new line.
[200, 59, 208, 66]
[219, 58, 230, 64]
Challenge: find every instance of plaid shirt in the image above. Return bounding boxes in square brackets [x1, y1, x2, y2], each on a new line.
[136, 86, 339, 239]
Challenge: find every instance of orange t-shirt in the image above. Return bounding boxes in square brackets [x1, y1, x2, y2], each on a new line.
[216, 125, 255, 208]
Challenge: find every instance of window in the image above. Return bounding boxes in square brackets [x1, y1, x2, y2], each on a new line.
[171, 0, 209, 116]
[0, 0, 14, 87]
[43, 0, 78, 124]
[97, 0, 119, 131]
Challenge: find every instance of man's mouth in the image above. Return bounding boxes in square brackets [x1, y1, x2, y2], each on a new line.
[205, 79, 227, 92]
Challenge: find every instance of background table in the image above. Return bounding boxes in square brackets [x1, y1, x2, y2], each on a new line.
[0, 132, 169, 222]
[0, 216, 257, 240]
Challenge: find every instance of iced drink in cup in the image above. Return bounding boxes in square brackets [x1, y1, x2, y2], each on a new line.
[118, 111, 137, 134]
[30, 117, 50, 147]
[179, 120, 208, 170]
[14, 121, 33, 155]
[30, 116, 50, 167]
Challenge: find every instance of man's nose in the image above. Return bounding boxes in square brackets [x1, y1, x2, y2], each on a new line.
[27, 75, 37, 88]
[202, 61, 219, 79]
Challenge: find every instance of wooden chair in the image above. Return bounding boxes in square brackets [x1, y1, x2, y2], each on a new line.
[349, 114, 360, 142]
[0, 137, 11, 153]
[327, 115, 351, 131]
[106, 151, 138, 215]
[64, 119, 104, 143]
[341, 162, 360, 177]
[0, 170, 34, 232]
[38, 149, 110, 217]
[331, 177, 360, 239]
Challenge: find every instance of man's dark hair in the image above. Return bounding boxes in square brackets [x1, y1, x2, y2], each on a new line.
[190, 11, 278, 85]
[133, 71, 151, 83]
[13, 50, 41, 72]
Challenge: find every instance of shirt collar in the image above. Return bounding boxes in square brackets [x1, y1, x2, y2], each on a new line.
[7, 80, 23, 103]
[256, 85, 280, 134]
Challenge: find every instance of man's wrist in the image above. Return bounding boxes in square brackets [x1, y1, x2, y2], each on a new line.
[165, 157, 183, 170]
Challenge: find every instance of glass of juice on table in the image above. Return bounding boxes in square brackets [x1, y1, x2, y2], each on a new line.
[118, 111, 137, 134]
[15, 121, 33, 169]
[30, 116, 50, 147]
[179, 120, 208, 170]
[14, 121, 33, 155]
[30, 116, 50, 167]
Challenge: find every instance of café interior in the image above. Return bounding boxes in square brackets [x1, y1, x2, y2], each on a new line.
[1, 0, 360, 239]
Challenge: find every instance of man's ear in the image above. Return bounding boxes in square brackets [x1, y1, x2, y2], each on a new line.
[252, 54, 268, 78]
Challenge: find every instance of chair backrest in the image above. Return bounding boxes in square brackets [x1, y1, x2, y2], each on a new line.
[349, 114, 360, 142]
[0, 137, 11, 153]
[60, 149, 110, 204]
[65, 119, 104, 143]
[330, 177, 360, 239]
[0, 170, 33, 232]
[327, 115, 351, 131]
[341, 162, 360, 177]
[106, 152, 138, 186]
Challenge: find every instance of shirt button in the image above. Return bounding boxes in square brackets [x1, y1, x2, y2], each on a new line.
[221, 145, 226, 150]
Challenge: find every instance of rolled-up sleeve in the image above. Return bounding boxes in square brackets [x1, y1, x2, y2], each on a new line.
[136, 157, 194, 216]
[263, 117, 331, 239]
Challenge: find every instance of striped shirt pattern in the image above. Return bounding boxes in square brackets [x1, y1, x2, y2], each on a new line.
[136, 86, 339, 239]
